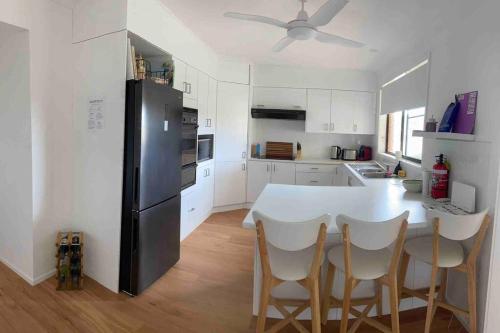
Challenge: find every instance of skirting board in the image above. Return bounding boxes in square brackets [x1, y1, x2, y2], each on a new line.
[0, 257, 57, 286]
[212, 203, 252, 213]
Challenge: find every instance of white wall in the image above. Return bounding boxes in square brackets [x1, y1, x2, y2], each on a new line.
[376, 1, 500, 331]
[0, 22, 34, 282]
[29, 0, 74, 284]
[127, 0, 219, 78]
[0, 0, 74, 284]
[250, 64, 378, 159]
[72, 0, 127, 43]
[72, 30, 128, 292]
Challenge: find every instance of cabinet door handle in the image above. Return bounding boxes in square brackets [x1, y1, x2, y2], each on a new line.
[353, 124, 358, 132]
[183, 82, 188, 93]
[273, 164, 276, 173]
[242, 163, 246, 171]
[310, 167, 319, 170]
[207, 168, 210, 176]
[242, 151, 247, 159]
[266, 164, 270, 172]
[330, 123, 334, 131]
[207, 119, 211, 127]
[310, 180, 319, 184]
[189, 208, 196, 212]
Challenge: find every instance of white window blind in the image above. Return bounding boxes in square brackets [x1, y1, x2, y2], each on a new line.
[380, 61, 429, 115]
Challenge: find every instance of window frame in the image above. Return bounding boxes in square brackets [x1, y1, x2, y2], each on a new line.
[385, 110, 423, 164]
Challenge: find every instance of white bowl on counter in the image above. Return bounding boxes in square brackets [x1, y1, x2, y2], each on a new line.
[402, 179, 423, 193]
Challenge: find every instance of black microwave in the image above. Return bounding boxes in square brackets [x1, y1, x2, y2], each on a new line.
[197, 134, 214, 162]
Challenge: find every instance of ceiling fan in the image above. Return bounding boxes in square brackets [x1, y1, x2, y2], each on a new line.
[224, 0, 364, 52]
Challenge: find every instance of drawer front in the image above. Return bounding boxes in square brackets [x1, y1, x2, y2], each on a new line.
[296, 164, 337, 173]
[296, 172, 334, 186]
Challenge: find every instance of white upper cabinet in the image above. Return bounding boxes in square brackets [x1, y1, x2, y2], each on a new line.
[197, 72, 209, 132]
[173, 57, 198, 105]
[206, 78, 217, 133]
[185, 65, 198, 100]
[306, 89, 376, 135]
[306, 89, 331, 133]
[331, 90, 358, 134]
[173, 57, 187, 93]
[353, 91, 376, 135]
[253, 87, 307, 110]
[215, 82, 249, 162]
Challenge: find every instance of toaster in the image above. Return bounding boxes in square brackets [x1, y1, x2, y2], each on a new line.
[342, 149, 358, 161]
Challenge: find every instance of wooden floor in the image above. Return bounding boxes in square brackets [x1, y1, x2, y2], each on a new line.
[0, 209, 466, 332]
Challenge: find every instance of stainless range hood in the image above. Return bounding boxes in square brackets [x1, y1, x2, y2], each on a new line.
[251, 108, 306, 120]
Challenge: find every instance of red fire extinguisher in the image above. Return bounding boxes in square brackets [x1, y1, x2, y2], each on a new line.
[431, 154, 449, 199]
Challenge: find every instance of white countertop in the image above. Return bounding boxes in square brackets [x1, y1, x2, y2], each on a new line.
[247, 157, 365, 165]
[242, 164, 429, 233]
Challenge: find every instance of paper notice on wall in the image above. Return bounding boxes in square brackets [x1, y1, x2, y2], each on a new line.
[88, 98, 105, 131]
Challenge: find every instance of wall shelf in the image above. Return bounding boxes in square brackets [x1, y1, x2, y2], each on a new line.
[412, 130, 475, 141]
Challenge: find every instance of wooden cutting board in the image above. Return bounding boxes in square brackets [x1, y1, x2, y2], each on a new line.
[266, 142, 294, 160]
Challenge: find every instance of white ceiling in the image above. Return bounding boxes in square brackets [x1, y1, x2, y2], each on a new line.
[160, 0, 477, 71]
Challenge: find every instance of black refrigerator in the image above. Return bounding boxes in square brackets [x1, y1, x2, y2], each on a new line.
[120, 79, 183, 296]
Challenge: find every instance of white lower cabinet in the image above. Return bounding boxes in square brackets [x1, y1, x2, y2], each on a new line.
[180, 161, 214, 241]
[214, 161, 247, 206]
[247, 161, 296, 202]
[296, 172, 334, 186]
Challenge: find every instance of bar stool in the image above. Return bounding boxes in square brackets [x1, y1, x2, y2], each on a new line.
[398, 209, 490, 333]
[321, 212, 409, 333]
[252, 211, 331, 333]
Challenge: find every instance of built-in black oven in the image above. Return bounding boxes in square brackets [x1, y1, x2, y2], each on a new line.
[181, 108, 198, 190]
[197, 134, 214, 163]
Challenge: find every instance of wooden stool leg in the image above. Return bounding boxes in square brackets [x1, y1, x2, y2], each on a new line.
[310, 277, 322, 333]
[340, 277, 355, 333]
[398, 251, 410, 305]
[321, 263, 336, 325]
[256, 277, 271, 333]
[432, 268, 448, 319]
[389, 277, 400, 333]
[376, 279, 383, 317]
[424, 264, 439, 333]
[467, 265, 477, 333]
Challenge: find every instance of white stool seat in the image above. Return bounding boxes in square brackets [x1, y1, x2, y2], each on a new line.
[327, 245, 392, 280]
[268, 244, 324, 281]
[404, 236, 464, 268]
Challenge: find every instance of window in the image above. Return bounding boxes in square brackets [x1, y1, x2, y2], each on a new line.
[385, 107, 424, 163]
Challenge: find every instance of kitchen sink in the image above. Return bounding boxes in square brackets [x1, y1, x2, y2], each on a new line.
[348, 162, 390, 179]
[361, 172, 391, 179]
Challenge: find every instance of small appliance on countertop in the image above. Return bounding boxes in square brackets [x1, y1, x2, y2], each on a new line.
[357, 145, 372, 161]
[342, 148, 358, 161]
[330, 146, 342, 160]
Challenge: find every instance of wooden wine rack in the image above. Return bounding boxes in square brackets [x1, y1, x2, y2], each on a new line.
[55, 232, 84, 290]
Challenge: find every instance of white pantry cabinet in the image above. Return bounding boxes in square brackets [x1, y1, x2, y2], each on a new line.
[253, 87, 307, 110]
[214, 82, 250, 207]
[247, 160, 296, 202]
[306, 89, 376, 135]
[206, 77, 217, 133]
[215, 82, 249, 162]
[197, 73, 217, 135]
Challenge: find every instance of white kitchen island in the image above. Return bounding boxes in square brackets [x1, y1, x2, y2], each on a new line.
[242, 164, 434, 320]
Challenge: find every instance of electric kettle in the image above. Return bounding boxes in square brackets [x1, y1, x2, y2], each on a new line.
[330, 146, 342, 160]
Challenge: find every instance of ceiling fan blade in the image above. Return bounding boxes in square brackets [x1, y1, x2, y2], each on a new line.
[272, 37, 295, 52]
[224, 12, 288, 28]
[308, 0, 348, 27]
[315, 31, 364, 48]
